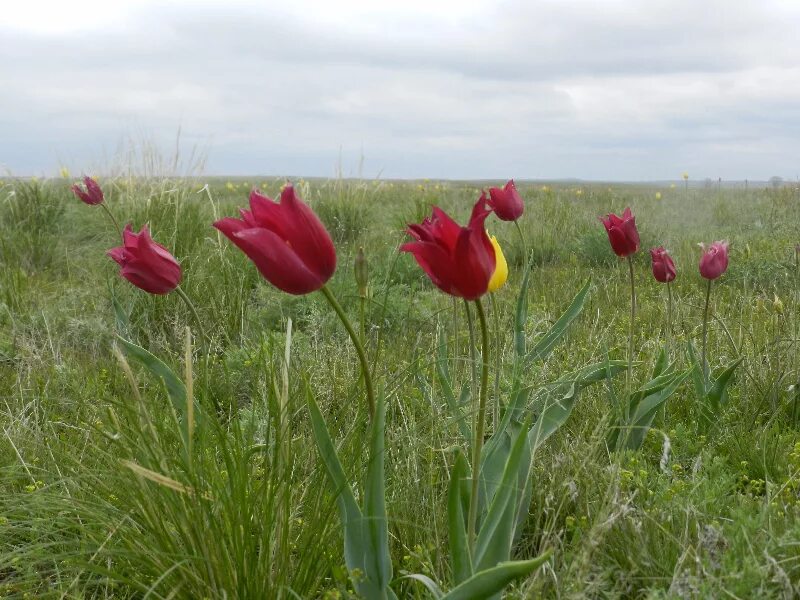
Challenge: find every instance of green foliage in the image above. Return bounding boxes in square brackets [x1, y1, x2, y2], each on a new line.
[4, 176, 800, 598]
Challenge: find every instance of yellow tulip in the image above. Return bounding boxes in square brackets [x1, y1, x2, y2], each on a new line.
[487, 235, 508, 292]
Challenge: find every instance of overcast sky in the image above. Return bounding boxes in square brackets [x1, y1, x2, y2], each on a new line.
[2, 0, 799, 180]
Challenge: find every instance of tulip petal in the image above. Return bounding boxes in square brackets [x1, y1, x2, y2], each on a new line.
[107, 246, 127, 266]
[451, 227, 494, 300]
[275, 185, 337, 281]
[232, 227, 326, 294]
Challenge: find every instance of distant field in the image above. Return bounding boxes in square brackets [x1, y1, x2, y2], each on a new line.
[2, 174, 800, 598]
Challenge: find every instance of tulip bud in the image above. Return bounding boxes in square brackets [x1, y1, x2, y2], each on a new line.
[71, 175, 105, 206]
[107, 224, 182, 294]
[354, 247, 369, 298]
[214, 185, 336, 295]
[698, 241, 729, 280]
[600, 207, 640, 258]
[487, 180, 524, 221]
[649, 246, 676, 283]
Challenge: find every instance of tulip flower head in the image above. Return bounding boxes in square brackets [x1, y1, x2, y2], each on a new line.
[600, 207, 640, 258]
[698, 241, 729, 280]
[401, 197, 498, 299]
[487, 180, 524, 221]
[649, 246, 676, 283]
[107, 224, 182, 294]
[214, 185, 336, 295]
[71, 176, 104, 205]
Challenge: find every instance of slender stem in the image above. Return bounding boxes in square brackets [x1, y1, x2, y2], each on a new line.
[320, 285, 376, 421]
[99, 202, 122, 236]
[489, 293, 501, 430]
[514, 220, 528, 264]
[359, 295, 366, 343]
[175, 285, 207, 344]
[464, 300, 478, 399]
[666, 280, 673, 354]
[701, 279, 713, 385]
[467, 297, 491, 554]
[626, 256, 636, 397]
[452, 297, 460, 381]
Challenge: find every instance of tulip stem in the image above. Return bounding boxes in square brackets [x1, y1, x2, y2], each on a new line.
[514, 220, 527, 264]
[489, 292, 501, 430]
[626, 256, 636, 397]
[666, 280, 673, 355]
[320, 285, 376, 421]
[467, 297, 490, 555]
[701, 279, 712, 386]
[99, 203, 123, 237]
[464, 300, 479, 399]
[175, 285, 207, 344]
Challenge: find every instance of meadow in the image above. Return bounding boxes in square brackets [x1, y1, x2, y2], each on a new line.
[2, 170, 800, 599]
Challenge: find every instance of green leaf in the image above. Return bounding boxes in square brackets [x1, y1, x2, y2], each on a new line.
[307, 384, 397, 600]
[110, 287, 130, 338]
[116, 336, 187, 418]
[622, 370, 690, 450]
[526, 280, 590, 364]
[440, 553, 552, 600]
[686, 341, 708, 398]
[474, 417, 532, 571]
[364, 392, 393, 593]
[447, 451, 472, 585]
[652, 346, 669, 378]
[402, 574, 443, 599]
[305, 388, 370, 593]
[707, 357, 744, 411]
[513, 257, 534, 358]
[480, 361, 626, 520]
[530, 360, 627, 453]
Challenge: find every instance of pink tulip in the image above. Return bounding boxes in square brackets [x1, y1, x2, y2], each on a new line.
[698, 241, 729, 280]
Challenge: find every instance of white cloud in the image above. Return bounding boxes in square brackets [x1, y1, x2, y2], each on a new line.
[1, 0, 799, 179]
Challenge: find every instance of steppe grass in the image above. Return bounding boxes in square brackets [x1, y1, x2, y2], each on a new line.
[2, 173, 800, 598]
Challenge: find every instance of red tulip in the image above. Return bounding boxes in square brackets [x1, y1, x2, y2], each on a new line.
[107, 224, 182, 294]
[649, 246, 676, 283]
[401, 196, 496, 299]
[214, 185, 336, 295]
[487, 179, 524, 221]
[71, 176, 104, 205]
[600, 207, 640, 258]
[698, 241, 729, 280]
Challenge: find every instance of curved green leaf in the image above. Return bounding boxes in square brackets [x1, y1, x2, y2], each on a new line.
[526, 280, 590, 364]
[116, 336, 187, 416]
[440, 553, 552, 600]
[447, 451, 472, 585]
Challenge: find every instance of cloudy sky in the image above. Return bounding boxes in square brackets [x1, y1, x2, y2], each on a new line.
[2, 0, 799, 180]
